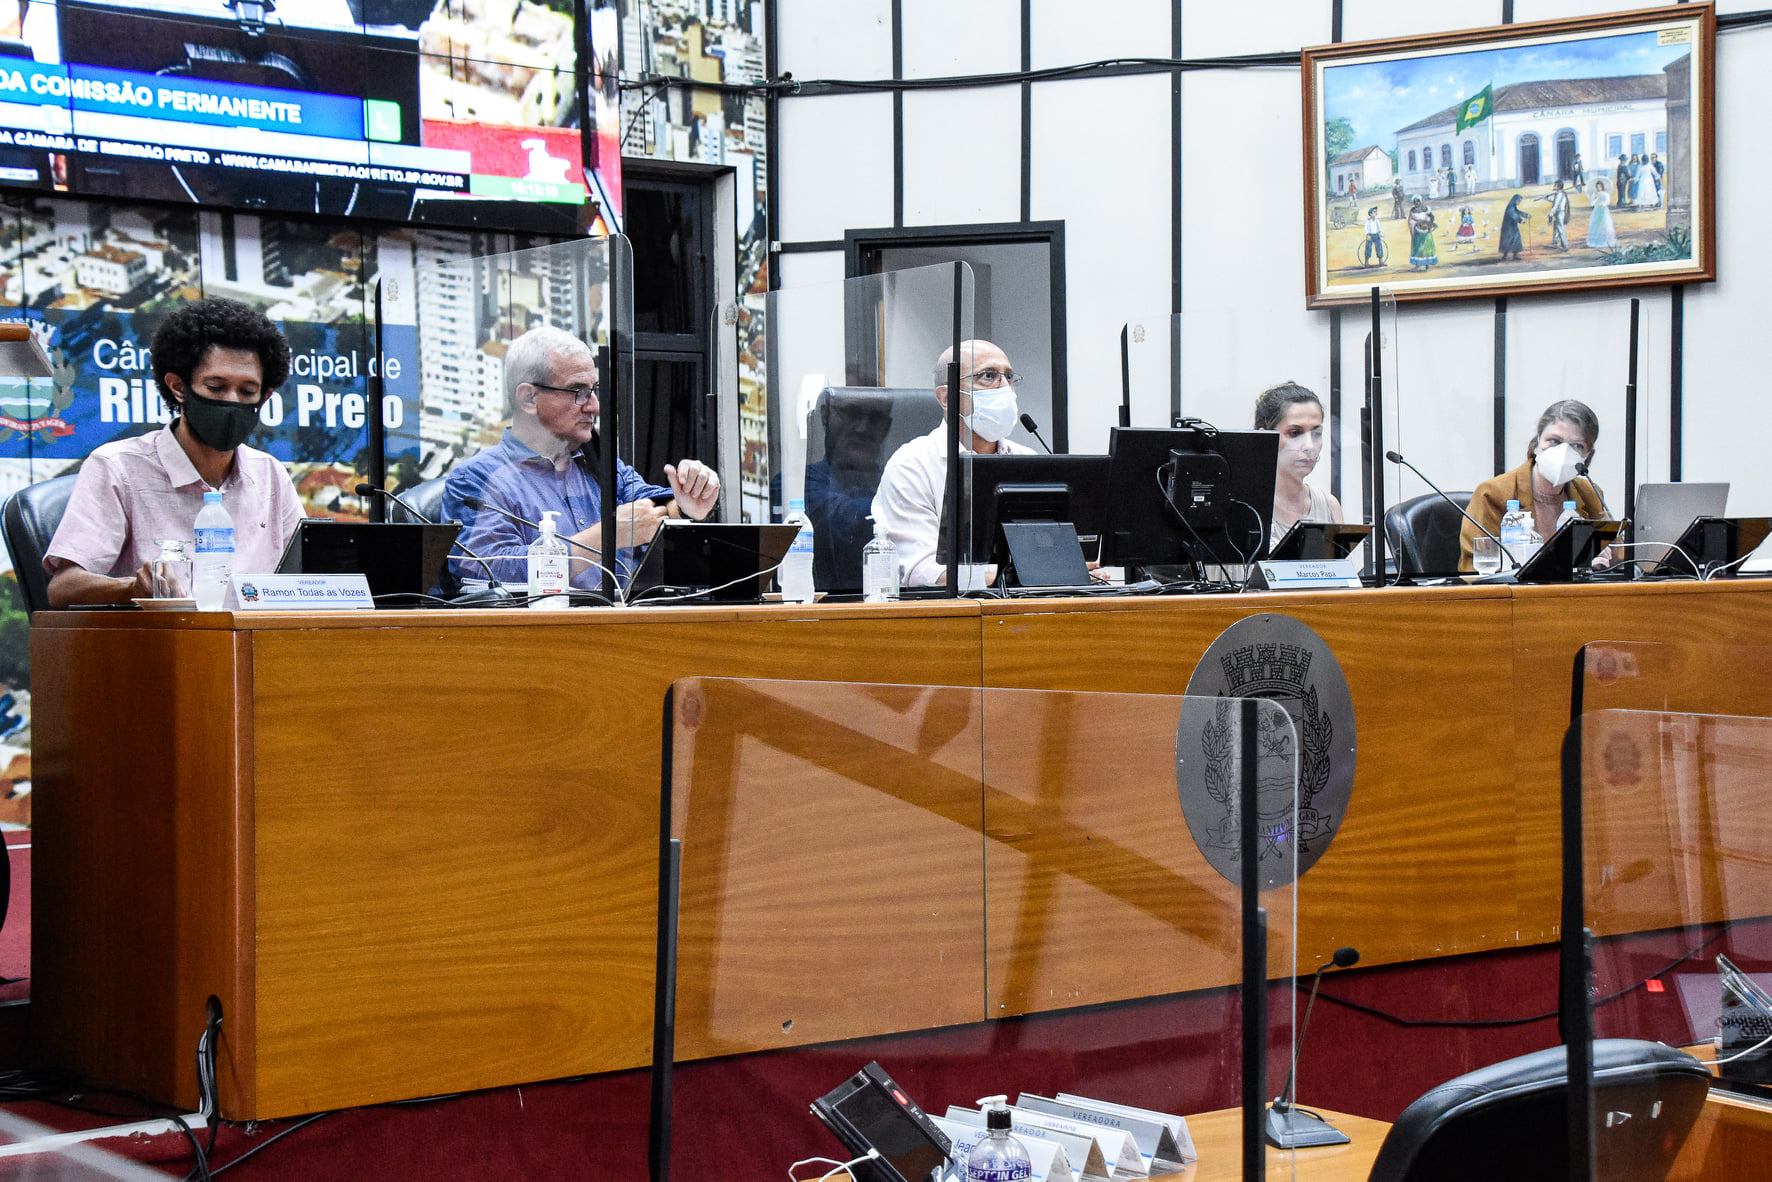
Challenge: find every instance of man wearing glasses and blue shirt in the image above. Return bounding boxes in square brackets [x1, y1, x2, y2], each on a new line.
[442, 324, 719, 590]
[870, 339, 1033, 588]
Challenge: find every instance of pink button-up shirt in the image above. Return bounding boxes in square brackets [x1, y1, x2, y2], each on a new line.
[45, 424, 305, 580]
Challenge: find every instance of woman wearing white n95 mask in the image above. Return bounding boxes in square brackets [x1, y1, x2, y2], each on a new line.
[1459, 399, 1605, 571]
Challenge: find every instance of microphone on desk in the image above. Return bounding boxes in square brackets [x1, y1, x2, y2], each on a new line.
[356, 483, 512, 601]
[1266, 945, 1360, 1149]
[1384, 451, 1519, 571]
[1019, 413, 1054, 454]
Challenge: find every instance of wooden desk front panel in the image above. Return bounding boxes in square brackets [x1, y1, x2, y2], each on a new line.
[979, 588, 1520, 1014]
[31, 621, 253, 1112]
[242, 606, 982, 1116]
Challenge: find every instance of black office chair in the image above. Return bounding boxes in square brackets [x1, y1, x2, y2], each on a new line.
[2, 473, 79, 615]
[1385, 491, 1473, 575]
[1368, 1039, 1709, 1182]
[388, 476, 448, 525]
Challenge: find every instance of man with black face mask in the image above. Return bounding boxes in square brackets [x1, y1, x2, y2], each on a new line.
[44, 298, 305, 607]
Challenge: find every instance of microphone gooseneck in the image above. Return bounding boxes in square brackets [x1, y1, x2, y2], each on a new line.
[1275, 946, 1361, 1112]
[356, 483, 511, 597]
[1573, 461, 1613, 519]
[1018, 412, 1054, 454]
[1385, 450, 1518, 570]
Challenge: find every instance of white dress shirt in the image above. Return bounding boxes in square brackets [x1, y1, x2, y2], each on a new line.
[870, 424, 1033, 588]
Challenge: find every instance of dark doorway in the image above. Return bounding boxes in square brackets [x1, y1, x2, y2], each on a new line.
[1518, 133, 1541, 186]
[623, 166, 717, 495]
[1555, 131, 1577, 182]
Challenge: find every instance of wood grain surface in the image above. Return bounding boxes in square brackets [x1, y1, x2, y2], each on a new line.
[979, 587, 1521, 1013]
[30, 582, 1772, 1119]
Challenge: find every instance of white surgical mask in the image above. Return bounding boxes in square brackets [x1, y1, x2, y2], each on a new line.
[1536, 441, 1583, 488]
[963, 386, 1019, 444]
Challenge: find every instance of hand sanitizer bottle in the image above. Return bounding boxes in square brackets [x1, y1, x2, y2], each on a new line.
[527, 510, 570, 609]
[967, 1097, 1031, 1181]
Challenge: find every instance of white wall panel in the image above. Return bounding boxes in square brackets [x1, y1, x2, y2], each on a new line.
[1502, 288, 1671, 520]
[1178, 69, 1332, 491]
[1340, 0, 1504, 44]
[776, 94, 896, 242]
[1030, 74, 1172, 452]
[1029, 0, 1170, 70]
[1385, 302, 1497, 506]
[1680, 24, 1770, 514]
[776, 0, 894, 81]
[777, 252, 846, 291]
[902, 86, 1022, 225]
[1512, 0, 1680, 21]
[902, 0, 1021, 77]
[1183, 0, 1329, 59]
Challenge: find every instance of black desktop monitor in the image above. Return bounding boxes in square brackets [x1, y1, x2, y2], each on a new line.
[947, 453, 1112, 569]
[1100, 427, 1278, 571]
[1653, 516, 1772, 578]
[276, 520, 460, 601]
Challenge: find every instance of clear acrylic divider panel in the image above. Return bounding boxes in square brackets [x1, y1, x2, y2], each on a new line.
[661, 678, 1298, 1181]
[710, 300, 747, 525]
[1575, 707, 1772, 1174]
[1120, 314, 1176, 430]
[764, 262, 975, 591]
[1503, 295, 1661, 535]
[408, 236, 631, 597]
[1577, 640, 1772, 720]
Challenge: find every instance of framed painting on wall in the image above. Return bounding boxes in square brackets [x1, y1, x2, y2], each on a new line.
[1302, 4, 1715, 308]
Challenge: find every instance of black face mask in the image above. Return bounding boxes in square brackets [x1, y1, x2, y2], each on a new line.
[179, 388, 264, 452]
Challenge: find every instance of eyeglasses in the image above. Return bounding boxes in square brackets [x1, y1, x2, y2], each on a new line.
[961, 369, 1022, 390]
[531, 381, 600, 407]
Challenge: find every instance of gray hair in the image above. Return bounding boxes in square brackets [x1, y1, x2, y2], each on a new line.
[1527, 399, 1600, 463]
[504, 325, 594, 418]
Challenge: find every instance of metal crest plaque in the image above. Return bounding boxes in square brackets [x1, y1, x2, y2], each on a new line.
[1179, 613, 1356, 887]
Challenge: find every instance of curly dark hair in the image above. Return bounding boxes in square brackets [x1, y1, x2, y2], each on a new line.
[150, 297, 291, 412]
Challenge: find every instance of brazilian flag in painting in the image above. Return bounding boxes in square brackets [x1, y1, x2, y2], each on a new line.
[1455, 84, 1494, 132]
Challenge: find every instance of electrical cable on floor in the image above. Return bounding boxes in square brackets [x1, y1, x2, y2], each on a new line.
[200, 1113, 333, 1179]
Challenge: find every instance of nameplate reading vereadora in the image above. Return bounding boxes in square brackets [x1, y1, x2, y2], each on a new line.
[231, 574, 374, 611]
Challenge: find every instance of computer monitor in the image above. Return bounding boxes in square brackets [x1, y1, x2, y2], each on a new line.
[1269, 522, 1372, 561]
[626, 522, 803, 604]
[944, 453, 1111, 575]
[1653, 517, 1772, 578]
[1100, 427, 1278, 572]
[276, 520, 460, 601]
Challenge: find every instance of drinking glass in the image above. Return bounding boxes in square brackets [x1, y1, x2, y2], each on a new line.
[1472, 536, 1502, 576]
[150, 540, 194, 599]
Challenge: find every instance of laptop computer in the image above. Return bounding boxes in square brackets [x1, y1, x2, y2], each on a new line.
[1633, 482, 1728, 571]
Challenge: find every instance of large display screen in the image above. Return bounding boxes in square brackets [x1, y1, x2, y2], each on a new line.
[0, 0, 590, 231]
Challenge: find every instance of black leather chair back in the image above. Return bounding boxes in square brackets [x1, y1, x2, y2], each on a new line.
[1368, 1039, 1709, 1182]
[391, 477, 448, 525]
[3, 474, 79, 615]
[1384, 491, 1473, 574]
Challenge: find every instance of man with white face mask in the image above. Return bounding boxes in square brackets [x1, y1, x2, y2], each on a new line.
[870, 339, 1034, 587]
[1459, 398, 1605, 571]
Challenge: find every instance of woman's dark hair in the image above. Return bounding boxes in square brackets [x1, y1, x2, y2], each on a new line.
[1253, 382, 1322, 431]
[1526, 399, 1600, 464]
[151, 297, 291, 412]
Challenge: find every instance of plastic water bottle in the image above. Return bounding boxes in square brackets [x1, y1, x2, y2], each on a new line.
[1498, 498, 1533, 570]
[192, 491, 234, 610]
[526, 509, 570, 609]
[967, 1097, 1031, 1182]
[1556, 500, 1580, 532]
[861, 517, 898, 603]
[780, 498, 816, 604]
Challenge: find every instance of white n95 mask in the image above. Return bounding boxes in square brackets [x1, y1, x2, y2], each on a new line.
[963, 387, 1019, 444]
[1536, 441, 1583, 488]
